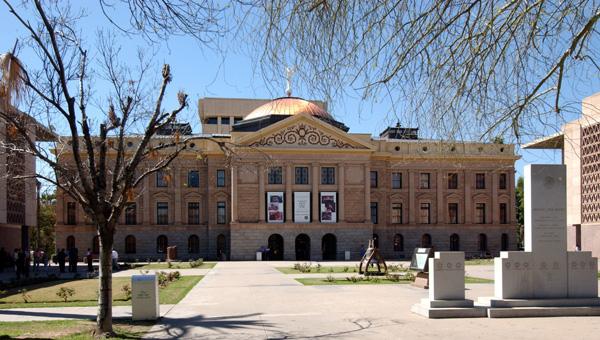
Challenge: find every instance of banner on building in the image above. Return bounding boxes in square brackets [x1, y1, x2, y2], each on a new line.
[294, 192, 310, 223]
[267, 192, 284, 223]
[320, 192, 337, 223]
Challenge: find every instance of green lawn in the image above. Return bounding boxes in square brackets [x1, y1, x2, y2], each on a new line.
[465, 259, 494, 265]
[296, 275, 493, 286]
[0, 319, 154, 339]
[134, 261, 216, 270]
[276, 266, 360, 274]
[0, 276, 202, 309]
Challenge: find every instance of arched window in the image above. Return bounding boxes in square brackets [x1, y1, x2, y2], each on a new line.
[157, 235, 168, 253]
[501, 233, 509, 251]
[92, 235, 99, 254]
[66, 235, 75, 250]
[393, 234, 404, 252]
[188, 235, 200, 254]
[372, 233, 379, 248]
[450, 234, 460, 251]
[478, 233, 488, 252]
[421, 233, 432, 248]
[125, 235, 136, 254]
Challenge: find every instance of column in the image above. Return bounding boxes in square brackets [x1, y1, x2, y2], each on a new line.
[258, 164, 265, 222]
[285, 164, 292, 222]
[436, 171, 444, 224]
[312, 163, 319, 222]
[464, 171, 472, 224]
[364, 164, 370, 223]
[409, 171, 416, 224]
[338, 163, 345, 222]
[231, 165, 238, 223]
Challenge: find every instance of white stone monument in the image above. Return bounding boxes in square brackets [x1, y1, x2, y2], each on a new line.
[412, 252, 486, 318]
[479, 164, 600, 317]
[132, 274, 160, 321]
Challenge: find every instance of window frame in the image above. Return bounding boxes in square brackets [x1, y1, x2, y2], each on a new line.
[391, 172, 402, 189]
[125, 202, 137, 225]
[448, 203, 458, 224]
[188, 170, 200, 188]
[499, 203, 508, 224]
[476, 203, 486, 224]
[475, 173, 486, 189]
[268, 166, 283, 184]
[156, 202, 169, 225]
[295, 166, 309, 185]
[217, 201, 226, 224]
[370, 171, 378, 188]
[420, 173, 431, 189]
[420, 202, 431, 224]
[188, 202, 201, 225]
[66, 202, 77, 225]
[391, 203, 403, 224]
[216, 169, 225, 187]
[156, 170, 168, 187]
[447, 173, 458, 189]
[321, 167, 336, 185]
[499, 173, 507, 190]
[370, 202, 378, 224]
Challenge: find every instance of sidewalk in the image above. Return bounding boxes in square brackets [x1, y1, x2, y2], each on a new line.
[0, 305, 174, 322]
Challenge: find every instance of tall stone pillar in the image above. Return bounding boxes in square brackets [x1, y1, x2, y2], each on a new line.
[338, 163, 345, 222]
[231, 165, 238, 223]
[312, 163, 319, 222]
[364, 164, 370, 223]
[258, 164, 265, 222]
[409, 171, 416, 224]
[285, 164, 292, 222]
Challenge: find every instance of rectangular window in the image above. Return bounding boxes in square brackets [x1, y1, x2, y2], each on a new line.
[448, 173, 458, 189]
[391, 203, 403, 224]
[321, 167, 335, 185]
[188, 202, 200, 225]
[448, 203, 458, 224]
[268, 167, 283, 184]
[221, 117, 230, 125]
[370, 202, 378, 224]
[66, 202, 76, 225]
[476, 203, 486, 224]
[216, 169, 225, 187]
[217, 201, 226, 224]
[476, 173, 486, 189]
[125, 203, 136, 225]
[156, 202, 169, 225]
[420, 203, 431, 224]
[156, 170, 168, 187]
[420, 173, 431, 189]
[370, 171, 378, 188]
[295, 167, 309, 184]
[499, 173, 507, 190]
[188, 170, 200, 188]
[392, 172, 402, 189]
[500, 203, 508, 224]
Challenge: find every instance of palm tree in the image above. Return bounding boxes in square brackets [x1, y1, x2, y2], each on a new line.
[0, 50, 26, 111]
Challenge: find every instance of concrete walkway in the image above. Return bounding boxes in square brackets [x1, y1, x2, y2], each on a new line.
[145, 262, 600, 340]
[0, 305, 174, 322]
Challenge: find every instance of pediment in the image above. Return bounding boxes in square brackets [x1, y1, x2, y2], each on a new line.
[239, 114, 372, 150]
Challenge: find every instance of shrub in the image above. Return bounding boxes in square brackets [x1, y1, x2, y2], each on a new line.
[189, 258, 204, 268]
[403, 271, 416, 281]
[157, 271, 169, 287]
[121, 284, 132, 300]
[385, 274, 402, 282]
[293, 263, 312, 273]
[316, 264, 322, 272]
[328, 267, 334, 273]
[325, 275, 335, 282]
[345, 276, 363, 283]
[167, 260, 173, 268]
[167, 271, 181, 282]
[19, 289, 31, 303]
[56, 287, 75, 302]
[343, 267, 349, 272]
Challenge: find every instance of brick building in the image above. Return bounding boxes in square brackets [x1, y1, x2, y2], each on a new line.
[55, 96, 519, 261]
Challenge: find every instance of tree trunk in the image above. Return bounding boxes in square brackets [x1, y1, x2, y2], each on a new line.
[96, 226, 114, 335]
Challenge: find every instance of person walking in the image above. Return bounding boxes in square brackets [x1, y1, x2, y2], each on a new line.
[111, 249, 119, 271]
[0, 247, 6, 273]
[16, 249, 25, 280]
[58, 248, 66, 273]
[86, 248, 93, 273]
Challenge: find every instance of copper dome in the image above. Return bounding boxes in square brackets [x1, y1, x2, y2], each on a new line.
[244, 97, 331, 121]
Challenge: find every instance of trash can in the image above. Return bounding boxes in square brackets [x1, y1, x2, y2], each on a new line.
[345, 251, 351, 261]
[132, 274, 159, 320]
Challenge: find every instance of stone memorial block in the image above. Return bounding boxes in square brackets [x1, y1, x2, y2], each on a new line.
[567, 251, 598, 298]
[132, 274, 160, 321]
[494, 252, 534, 299]
[430, 252, 465, 301]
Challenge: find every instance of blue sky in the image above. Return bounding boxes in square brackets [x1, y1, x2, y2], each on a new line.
[1, 1, 591, 180]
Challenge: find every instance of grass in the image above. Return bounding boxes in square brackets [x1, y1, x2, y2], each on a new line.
[296, 276, 493, 286]
[0, 276, 202, 309]
[465, 259, 494, 265]
[0, 319, 154, 339]
[276, 266, 360, 274]
[134, 261, 216, 270]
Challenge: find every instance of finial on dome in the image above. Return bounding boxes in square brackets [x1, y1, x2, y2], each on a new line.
[285, 66, 295, 97]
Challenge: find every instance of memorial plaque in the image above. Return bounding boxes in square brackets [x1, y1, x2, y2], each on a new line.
[410, 248, 433, 271]
[132, 274, 160, 321]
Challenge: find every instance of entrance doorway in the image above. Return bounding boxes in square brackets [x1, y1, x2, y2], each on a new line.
[268, 234, 284, 260]
[322, 233, 337, 260]
[295, 234, 311, 261]
[216, 234, 226, 260]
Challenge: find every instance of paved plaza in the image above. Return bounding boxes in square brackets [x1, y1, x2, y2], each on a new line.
[1, 262, 600, 339]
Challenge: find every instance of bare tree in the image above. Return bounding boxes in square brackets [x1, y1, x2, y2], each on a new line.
[0, 0, 237, 335]
[242, 0, 600, 142]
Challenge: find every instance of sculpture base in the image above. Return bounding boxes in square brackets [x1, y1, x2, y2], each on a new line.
[412, 272, 429, 289]
[412, 298, 487, 318]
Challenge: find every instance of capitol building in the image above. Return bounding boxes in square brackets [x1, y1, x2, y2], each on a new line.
[55, 95, 518, 261]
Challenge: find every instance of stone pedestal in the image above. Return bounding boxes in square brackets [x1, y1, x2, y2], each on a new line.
[132, 274, 160, 321]
[478, 164, 599, 317]
[412, 252, 486, 318]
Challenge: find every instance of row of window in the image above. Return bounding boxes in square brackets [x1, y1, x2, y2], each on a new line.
[390, 233, 509, 252]
[156, 169, 226, 188]
[67, 234, 202, 254]
[370, 202, 509, 225]
[371, 171, 508, 190]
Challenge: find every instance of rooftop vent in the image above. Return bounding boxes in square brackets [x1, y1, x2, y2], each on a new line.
[379, 122, 418, 140]
[156, 122, 193, 136]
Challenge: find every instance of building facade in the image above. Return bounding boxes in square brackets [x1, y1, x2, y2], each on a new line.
[525, 92, 600, 257]
[55, 96, 519, 261]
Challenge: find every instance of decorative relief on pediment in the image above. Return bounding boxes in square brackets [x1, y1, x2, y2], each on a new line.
[249, 123, 362, 149]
